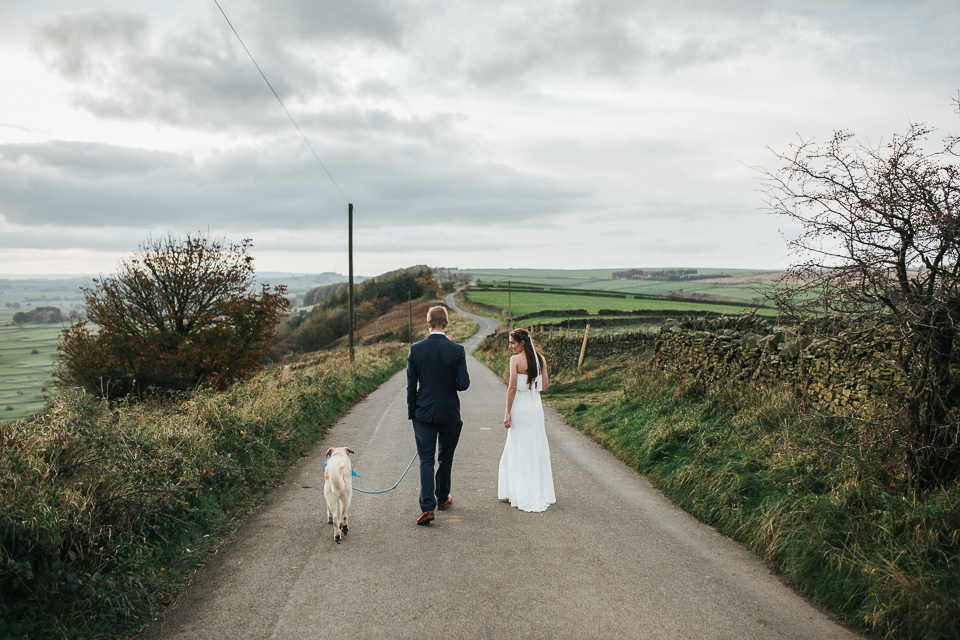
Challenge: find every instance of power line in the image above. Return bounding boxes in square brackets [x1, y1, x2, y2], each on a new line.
[215, 1, 391, 275]
[214, 0, 348, 203]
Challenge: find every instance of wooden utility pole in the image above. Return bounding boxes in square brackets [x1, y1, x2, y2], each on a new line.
[348, 203, 354, 363]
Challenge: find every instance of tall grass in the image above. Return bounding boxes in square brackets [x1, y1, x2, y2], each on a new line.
[0, 344, 407, 640]
[475, 344, 960, 639]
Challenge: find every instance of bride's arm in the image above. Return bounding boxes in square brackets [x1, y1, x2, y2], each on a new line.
[504, 355, 518, 428]
[540, 357, 549, 392]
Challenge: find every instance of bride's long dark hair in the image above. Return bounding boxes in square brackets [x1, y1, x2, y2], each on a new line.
[510, 328, 544, 388]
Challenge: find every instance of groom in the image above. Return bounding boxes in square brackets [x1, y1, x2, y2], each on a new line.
[406, 305, 470, 525]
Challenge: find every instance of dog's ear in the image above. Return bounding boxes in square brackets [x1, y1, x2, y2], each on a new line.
[346, 447, 355, 455]
[325, 448, 334, 458]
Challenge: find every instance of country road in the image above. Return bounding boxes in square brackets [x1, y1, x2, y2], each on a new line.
[141, 295, 861, 640]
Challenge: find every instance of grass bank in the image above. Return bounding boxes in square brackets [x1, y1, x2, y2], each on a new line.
[474, 343, 960, 640]
[0, 343, 407, 640]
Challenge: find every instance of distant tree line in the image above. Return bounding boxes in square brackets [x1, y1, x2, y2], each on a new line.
[12, 306, 62, 325]
[612, 269, 701, 281]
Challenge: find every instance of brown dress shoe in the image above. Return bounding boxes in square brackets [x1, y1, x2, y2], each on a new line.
[436, 496, 453, 511]
[416, 510, 435, 525]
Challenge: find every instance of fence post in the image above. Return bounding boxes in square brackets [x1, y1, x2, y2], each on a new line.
[578, 324, 591, 367]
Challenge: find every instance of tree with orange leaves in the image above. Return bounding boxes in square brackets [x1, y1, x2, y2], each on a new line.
[57, 234, 288, 398]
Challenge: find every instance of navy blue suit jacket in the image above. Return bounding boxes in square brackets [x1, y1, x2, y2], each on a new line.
[407, 333, 470, 424]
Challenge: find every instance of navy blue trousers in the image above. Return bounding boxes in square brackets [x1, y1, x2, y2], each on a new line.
[411, 418, 463, 511]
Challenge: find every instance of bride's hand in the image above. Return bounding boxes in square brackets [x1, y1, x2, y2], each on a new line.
[503, 415, 512, 429]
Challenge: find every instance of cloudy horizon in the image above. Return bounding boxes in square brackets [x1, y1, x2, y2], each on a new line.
[1, 0, 958, 277]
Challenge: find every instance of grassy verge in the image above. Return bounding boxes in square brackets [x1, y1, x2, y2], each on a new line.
[0, 343, 407, 640]
[474, 342, 960, 640]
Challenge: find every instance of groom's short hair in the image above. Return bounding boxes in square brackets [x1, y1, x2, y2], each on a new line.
[427, 306, 449, 328]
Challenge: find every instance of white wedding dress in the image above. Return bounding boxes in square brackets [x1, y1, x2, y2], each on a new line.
[498, 373, 556, 512]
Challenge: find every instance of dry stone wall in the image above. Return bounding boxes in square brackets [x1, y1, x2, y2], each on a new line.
[653, 316, 904, 408]
[479, 329, 655, 369]
[478, 315, 903, 410]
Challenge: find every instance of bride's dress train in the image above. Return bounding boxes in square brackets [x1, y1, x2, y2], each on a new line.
[498, 373, 556, 512]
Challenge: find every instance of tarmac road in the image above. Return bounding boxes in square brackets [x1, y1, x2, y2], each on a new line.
[141, 297, 861, 640]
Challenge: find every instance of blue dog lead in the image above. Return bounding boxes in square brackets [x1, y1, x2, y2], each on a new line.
[323, 452, 420, 494]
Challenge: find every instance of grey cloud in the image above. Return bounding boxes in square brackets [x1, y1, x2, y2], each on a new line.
[657, 37, 749, 72]
[32, 9, 148, 81]
[297, 108, 462, 145]
[0, 223, 153, 252]
[0, 142, 182, 178]
[28, 1, 767, 135]
[0, 138, 595, 246]
[762, 0, 960, 87]
[253, 0, 407, 47]
[452, 0, 765, 87]
[30, 7, 347, 132]
[356, 79, 402, 100]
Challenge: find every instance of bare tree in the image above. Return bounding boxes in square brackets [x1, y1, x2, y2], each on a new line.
[761, 118, 960, 485]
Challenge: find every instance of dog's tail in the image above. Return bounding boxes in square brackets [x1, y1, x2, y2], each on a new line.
[329, 466, 346, 492]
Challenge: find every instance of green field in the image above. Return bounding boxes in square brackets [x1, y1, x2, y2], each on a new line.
[0, 322, 61, 419]
[0, 277, 89, 421]
[464, 281, 777, 320]
[461, 267, 779, 304]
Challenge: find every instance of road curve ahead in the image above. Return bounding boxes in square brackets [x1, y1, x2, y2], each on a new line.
[141, 297, 859, 640]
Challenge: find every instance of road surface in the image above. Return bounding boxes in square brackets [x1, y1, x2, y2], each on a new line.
[141, 296, 860, 640]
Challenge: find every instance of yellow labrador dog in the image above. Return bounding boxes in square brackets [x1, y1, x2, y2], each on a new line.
[324, 447, 354, 543]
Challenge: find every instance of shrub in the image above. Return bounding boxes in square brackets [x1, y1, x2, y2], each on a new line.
[56, 235, 288, 398]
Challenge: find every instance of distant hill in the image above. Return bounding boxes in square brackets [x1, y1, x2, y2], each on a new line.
[301, 265, 429, 307]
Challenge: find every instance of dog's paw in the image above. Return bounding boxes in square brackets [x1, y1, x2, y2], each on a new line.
[334, 532, 342, 543]
[341, 522, 348, 533]
[327, 516, 333, 524]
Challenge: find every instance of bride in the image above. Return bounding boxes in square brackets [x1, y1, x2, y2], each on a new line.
[498, 328, 556, 512]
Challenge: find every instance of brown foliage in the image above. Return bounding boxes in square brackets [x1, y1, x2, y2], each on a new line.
[56, 235, 288, 397]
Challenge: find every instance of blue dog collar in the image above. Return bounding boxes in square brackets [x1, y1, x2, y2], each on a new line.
[324, 458, 360, 476]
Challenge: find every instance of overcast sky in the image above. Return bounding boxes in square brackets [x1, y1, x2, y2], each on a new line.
[1, 0, 958, 277]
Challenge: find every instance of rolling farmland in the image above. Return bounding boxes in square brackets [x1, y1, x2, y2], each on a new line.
[463, 279, 777, 321]
[0, 277, 88, 420]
